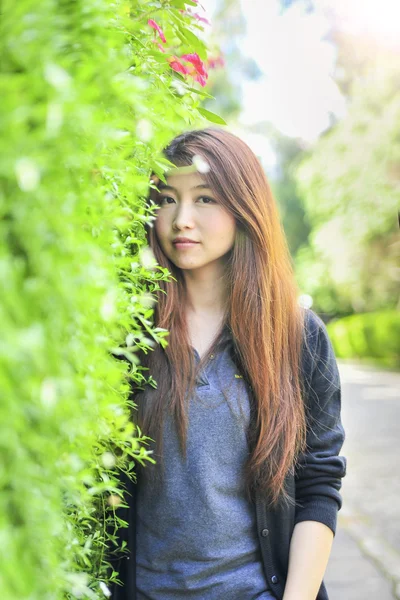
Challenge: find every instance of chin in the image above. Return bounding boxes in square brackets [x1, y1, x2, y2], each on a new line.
[175, 262, 202, 270]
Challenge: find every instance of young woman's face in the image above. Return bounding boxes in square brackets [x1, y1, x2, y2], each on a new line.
[154, 171, 236, 273]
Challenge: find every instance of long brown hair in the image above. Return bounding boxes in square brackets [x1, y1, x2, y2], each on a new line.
[136, 127, 307, 508]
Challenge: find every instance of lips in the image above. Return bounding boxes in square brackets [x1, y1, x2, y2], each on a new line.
[172, 238, 199, 244]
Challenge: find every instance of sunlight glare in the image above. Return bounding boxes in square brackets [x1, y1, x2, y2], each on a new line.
[326, 0, 400, 44]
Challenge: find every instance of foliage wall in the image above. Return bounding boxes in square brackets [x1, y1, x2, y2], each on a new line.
[0, 0, 219, 598]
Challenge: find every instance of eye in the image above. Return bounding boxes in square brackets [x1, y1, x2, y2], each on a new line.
[158, 195, 176, 205]
[197, 196, 216, 204]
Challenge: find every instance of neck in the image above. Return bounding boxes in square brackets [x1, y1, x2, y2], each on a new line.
[182, 262, 229, 317]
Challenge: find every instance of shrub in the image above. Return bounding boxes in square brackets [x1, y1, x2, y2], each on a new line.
[0, 0, 220, 598]
[327, 311, 400, 369]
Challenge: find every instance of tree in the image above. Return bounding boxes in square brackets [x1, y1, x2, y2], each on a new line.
[295, 61, 400, 314]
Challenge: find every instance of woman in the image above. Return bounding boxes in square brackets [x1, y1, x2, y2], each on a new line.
[109, 128, 346, 600]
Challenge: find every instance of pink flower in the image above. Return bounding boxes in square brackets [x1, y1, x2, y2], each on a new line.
[168, 56, 190, 76]
[192, 12, 210, 25]
[168, 52, 208, 87]
[207, 54, 225, 69]
[180, 52, 208, 86]
[148, 19, 167, 44]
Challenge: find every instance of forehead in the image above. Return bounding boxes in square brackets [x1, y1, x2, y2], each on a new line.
[162, 171, 209, 191]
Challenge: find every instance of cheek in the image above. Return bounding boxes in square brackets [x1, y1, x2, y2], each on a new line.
[210, 213, 236, 242]
[155, 212, 169, 241]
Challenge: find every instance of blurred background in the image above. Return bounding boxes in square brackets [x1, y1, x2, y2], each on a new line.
[199, 0, 399, 324]
[195, 1, 400, 597]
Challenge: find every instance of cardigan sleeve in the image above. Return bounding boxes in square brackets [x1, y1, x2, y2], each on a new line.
[294, 309, 347, 536]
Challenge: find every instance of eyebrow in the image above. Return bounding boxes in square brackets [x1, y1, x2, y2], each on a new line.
[158, 183, 211, 192]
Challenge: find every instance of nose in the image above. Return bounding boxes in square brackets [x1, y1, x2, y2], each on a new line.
[172, 201, 195, 231]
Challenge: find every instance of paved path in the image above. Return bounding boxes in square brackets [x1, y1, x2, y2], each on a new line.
[324, 362, 400, 599]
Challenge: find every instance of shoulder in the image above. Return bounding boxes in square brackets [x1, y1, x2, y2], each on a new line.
[302, 307, 326, 341]
[302, 308, 334, 354]
[300, 308, 339, 390]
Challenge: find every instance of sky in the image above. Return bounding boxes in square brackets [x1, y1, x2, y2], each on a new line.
[198, 0, 400, 165]
[200, 0, 346, 144]
[238, 0, 346, 141]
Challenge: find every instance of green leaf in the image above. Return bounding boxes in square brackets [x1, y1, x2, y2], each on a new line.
[169, 0, 187, 8]
[197, 107, 227, 125]
[186, 86, 214, 99]
[175, 27, 207, 59]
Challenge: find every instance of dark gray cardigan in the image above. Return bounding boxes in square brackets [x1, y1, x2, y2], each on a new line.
[107, 309, 346, 600]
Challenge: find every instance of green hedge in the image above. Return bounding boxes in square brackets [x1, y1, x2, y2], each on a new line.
[327, 311, 400, 369]
[1, 0, 218, 598]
